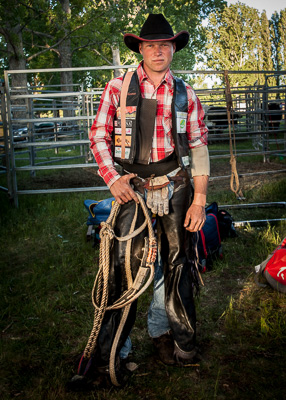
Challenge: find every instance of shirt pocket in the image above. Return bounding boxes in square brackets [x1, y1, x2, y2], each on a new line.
[162, 109, 172, 135]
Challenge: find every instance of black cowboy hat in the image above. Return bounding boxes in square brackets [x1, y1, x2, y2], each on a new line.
[124, 14, 189, 54]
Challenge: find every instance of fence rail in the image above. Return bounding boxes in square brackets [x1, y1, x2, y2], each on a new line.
[1, 66, 285, 206]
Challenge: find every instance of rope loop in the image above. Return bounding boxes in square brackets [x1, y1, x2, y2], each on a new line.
[83, 192, 156, 386]
[224, 70, 244, 200]
[99, 221, 115, 240]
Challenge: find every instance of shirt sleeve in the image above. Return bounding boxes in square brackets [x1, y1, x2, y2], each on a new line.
[186, 85, 208, 149]
[89, 77, 123, 187]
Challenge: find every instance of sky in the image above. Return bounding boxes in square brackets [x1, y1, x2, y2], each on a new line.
[227, 0, 285, 18]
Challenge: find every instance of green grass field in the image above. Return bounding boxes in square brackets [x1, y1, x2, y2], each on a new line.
[0, 166, 286, 399]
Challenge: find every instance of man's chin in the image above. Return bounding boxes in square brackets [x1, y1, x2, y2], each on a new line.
[152, 65, 168, 72]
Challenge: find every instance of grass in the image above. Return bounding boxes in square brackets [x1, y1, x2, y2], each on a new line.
[0, 172, 286, 399]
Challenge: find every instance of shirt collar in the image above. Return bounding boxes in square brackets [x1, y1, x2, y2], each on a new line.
[137, 61, 174, 91]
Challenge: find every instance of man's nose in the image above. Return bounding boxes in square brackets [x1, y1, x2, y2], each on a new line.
[154, 45, 162, 54]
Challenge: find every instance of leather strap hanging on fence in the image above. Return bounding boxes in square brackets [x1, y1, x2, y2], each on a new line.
[224, 70, 244, 200]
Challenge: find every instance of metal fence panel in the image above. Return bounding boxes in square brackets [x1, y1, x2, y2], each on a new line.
[1, 66, 286, 206]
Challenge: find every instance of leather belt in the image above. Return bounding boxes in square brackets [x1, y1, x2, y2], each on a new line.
[122, 153, 179, 178]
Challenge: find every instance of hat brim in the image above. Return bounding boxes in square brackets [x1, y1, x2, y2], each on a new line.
[124, 31, 189, 53]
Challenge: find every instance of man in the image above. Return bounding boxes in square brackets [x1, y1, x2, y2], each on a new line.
[71, 13, 209, 389]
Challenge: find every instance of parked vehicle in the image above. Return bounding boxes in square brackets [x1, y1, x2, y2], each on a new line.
[12, 120, 83, 142]
[13, 122, 55, 142]
[13, 126, 28, 142]
[204, 106, 241, 134]
[34, 122, 55, 139]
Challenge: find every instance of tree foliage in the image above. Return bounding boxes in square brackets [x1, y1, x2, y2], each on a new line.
[270, 9, 286, 84]
[205, 2, 286, 87]
[205, 2, 262, 86]
[0, 0, 226, 88]
[0, 1, 285, 92]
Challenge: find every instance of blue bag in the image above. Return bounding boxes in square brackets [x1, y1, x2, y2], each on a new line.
[84, 198, 115, 245]
[197, 202, 223, 272]
[84, 198, 115, 226]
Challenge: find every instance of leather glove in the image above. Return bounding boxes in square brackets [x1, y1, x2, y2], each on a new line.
[146, 186, 169, 216]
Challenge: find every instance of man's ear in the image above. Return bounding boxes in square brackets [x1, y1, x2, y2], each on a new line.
[139, 42, 143, 55]
[173, 42, 176, 53]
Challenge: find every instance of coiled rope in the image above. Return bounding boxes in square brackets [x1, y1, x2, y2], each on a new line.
[83, 193, 157, 386]
[224, 70, 244, 200]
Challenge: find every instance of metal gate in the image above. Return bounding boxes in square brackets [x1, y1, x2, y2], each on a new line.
[1, 66, 286, 206]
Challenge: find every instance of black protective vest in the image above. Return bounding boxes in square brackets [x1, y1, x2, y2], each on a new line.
[113, 71, 190, 168]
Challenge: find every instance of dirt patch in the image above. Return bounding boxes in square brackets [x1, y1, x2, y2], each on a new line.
[209, 159, 286, 194]
[18, 167, 106, 190]
[18, 159, 285, 193]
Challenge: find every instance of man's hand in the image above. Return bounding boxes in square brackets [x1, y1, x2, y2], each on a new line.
[184, 203, 206, 232]
[184, 175, 208, 232]
[110, 174, 139, 204]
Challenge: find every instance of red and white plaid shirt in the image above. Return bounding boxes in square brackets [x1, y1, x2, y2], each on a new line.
[89, 62, 208, 187]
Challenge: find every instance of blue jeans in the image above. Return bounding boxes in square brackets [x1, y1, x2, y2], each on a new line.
[147, 251, 170, 337]
[119, 252, 169, 359]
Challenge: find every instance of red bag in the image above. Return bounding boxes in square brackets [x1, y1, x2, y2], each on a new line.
[255, 237, 286, 293]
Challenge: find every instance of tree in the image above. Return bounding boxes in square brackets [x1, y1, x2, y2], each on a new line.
[278, 9, 286, 84]
[278, 10, 286, 71]
[259, 10, 275, 87]
[69, 0, 227, 86]
[0, 1, 96, 87]
[26, 0, 94, 91]
[0, 0, 47, 118]
[0, 0, 45, 90]
[270, 9, 286, 85]
[205, 3, 286, 89]
[205, 2, 264, 87]
[0, 0, 227, 88]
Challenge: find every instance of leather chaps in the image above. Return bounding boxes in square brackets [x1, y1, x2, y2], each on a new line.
[87, 170, 197, 368]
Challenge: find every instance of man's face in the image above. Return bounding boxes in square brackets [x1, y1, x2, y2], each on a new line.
[139, 41, 176, 75]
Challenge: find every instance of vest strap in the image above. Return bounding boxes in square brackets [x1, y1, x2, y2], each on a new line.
[120, 71, 134, 159]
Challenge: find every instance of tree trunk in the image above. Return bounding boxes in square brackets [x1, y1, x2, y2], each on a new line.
[59, 0, 74, 118]
[5, 25, 28, 120]
[59, 37, 74, 118]
[112, 45, 124, 78]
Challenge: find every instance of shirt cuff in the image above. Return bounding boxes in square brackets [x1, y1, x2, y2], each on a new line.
[99, 170, 121, 188]
[107, 174, 121, 188]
